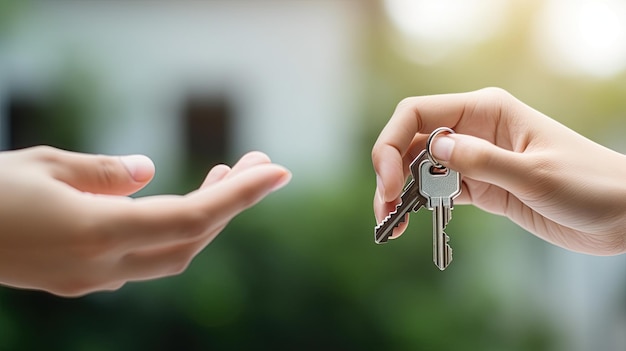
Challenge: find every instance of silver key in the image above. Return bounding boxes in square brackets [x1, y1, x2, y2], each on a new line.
[419, 160, 461, 270]
[374, 150, 429, 244]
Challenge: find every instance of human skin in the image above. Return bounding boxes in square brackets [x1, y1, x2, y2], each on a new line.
[0, 146, 291, 297]
[372, 87, 626, 256]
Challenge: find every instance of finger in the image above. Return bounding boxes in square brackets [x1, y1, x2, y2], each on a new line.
[200, 151, 271, 188]
[225, 151, 272, 178]
[200, 164, 231, 188]
[373, 192, 409, 239]
[372, 93, 470, 203]
[372, 88, 510, 203]
[106, 163, 292, 250]
[35, 147, 155, 196]
[373, 135, 429, 214]
[191, 162, 291, 222]
[430, 133, 529, 192]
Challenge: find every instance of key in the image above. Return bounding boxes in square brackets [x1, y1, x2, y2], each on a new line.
[374, 150, 429, 244]
[419, 160, 461, 270]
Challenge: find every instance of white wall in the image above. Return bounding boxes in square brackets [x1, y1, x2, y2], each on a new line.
[0, 0, 365, 189]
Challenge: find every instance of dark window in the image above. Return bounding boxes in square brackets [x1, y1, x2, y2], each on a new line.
[182, 93, 232, 171]
[6, 91, 81, 151]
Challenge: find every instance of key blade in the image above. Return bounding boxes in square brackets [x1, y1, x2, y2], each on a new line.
[374, 197, 416, 244]
[434, 232, 453, 270]
[374, 177, 429, 244]
[431, 203, 453, 270]
[374, 150, 430, 244]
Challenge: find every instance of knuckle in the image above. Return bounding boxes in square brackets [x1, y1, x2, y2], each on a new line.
[371, 145, 385, 163]
[103, 281, 126, 292]
[167, 250, 195, 276]
[95, 155, 124, 187]
[30, 145, 61, 163]
[372, 145, 380, 163]
[477, 87, 515, 109]
[397, 96, 419, 110]
[169, 259, 192, 276]
[50, 278, 97, 298]
[478, 86, 510, 99]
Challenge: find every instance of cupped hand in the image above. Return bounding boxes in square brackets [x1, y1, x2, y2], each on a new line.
[372, 87, 626, 256]
[0, 146, 291, 296]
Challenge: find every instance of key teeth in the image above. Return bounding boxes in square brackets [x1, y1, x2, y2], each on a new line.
[435, 234, 453, 271]
[374, 216, 405, 244]
[374, 203, 408, 244]
[446, 245, 453, 269]
[374, 213, 405, 231]
[374, 202, 405, 231]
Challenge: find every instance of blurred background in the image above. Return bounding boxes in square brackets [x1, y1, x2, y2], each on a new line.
[1, 0, 625, 350]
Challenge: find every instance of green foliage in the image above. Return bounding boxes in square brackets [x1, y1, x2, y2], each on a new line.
[0, 0, 26, 38]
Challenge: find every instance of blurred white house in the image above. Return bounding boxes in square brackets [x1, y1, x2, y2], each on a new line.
[0, 0, 367, 190]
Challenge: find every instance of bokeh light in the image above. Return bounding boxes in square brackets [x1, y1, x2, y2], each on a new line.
[383, 0, 512, 64]
[532, 0, 626, 78]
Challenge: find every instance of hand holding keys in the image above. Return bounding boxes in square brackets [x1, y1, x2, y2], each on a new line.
[374, 127, 461, 271]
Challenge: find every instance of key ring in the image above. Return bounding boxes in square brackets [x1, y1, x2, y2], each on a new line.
[426, 127, 455, 168]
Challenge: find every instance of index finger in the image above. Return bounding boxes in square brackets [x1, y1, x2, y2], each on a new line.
[372, 92, 473, 202]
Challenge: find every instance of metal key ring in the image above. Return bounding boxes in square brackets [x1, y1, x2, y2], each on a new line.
[426, 127, 455, 168]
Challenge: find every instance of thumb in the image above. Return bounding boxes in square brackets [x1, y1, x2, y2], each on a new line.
[47, 149, 155, 195]
[430, 133, 528, 190]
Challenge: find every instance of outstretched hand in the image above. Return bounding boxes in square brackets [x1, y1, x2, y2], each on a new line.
[372, 87, 626, 256]
[0, 146, 291, 296]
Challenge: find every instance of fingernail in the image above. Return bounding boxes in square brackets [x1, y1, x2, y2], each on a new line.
[120, 155, 155, 182]
[376, 174, 385, 203]
[272, 170, 292, 192]
[432, 135, 455, 162]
